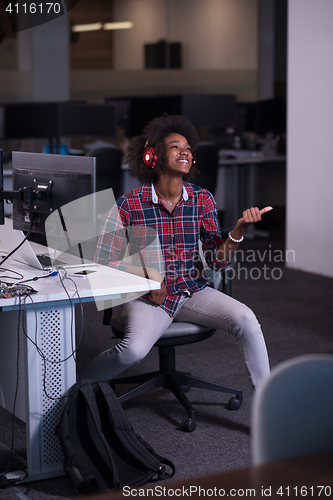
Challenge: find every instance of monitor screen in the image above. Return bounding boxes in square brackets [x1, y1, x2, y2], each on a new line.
[130, 96, 182, 136]
[254, 98, 286, 135]
[105, 95, 182, 137]
[181, 94, 237, 129]
[12, 152, 96, 235]
[4, 103, 58, 139]
[59, 102, 117, 137]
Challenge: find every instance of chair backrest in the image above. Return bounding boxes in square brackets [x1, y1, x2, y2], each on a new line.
[251, 354, 333, 466]
[193, 141, 219, 194]
[85, 146, 123, 199]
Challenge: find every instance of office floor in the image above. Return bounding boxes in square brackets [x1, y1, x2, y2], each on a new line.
[1, 236, 333, 499]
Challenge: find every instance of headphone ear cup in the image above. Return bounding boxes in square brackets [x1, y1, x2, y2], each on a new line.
[191, 152, 197, 166]
[143, 145, 157, 168]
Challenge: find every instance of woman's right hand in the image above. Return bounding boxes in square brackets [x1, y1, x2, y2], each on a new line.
[148, 279, 167, 305]
[126, 265, 167, 305]
[145, 268, 167, 305]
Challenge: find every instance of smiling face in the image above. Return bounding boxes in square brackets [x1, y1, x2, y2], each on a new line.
[164, 133, 194, 176]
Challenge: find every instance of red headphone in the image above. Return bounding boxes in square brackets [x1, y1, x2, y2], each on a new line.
[143, 142, 157, 168]
[191, 152, 197, 166]
[143, 141, 197, 169]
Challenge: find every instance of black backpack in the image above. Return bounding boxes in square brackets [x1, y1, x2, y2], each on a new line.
[57, 380, 175, 494]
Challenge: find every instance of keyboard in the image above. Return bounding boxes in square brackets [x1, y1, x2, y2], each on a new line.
[37, 254, 67, 268]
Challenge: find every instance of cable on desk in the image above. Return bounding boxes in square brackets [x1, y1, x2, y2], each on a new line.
[0, 268, 24, 281]
[58, 268, 85, 361]
[13, 270, 59, 285]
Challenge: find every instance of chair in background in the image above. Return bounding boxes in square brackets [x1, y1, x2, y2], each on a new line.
[85, 146, 123, 200]
[251, 354, 333, 465]
[105, 264, 241, 433]
[193, 141, 219, 194]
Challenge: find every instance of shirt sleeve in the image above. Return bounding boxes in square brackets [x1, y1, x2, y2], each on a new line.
[94, 197, 130, 272]
[200, 190, 227, 271]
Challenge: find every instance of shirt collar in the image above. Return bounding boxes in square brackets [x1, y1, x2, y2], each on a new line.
[151, 183, 190, 204]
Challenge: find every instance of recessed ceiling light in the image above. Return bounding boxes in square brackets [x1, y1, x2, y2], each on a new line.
[72, 22, 103, 33]
[103, 21, 133, 30]
[72, 21, 133, 33]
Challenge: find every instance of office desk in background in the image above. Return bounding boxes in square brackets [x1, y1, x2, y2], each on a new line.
[0, 256, 159, 482]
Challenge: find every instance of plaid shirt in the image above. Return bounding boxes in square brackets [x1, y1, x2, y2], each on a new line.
[95, 182, 227, 316]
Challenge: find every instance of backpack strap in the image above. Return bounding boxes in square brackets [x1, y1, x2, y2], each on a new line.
[144, 448, 175, 481]
[79, 381, 121, 489]
[135, 433, 176, 480]
[96, 381, 175, 480]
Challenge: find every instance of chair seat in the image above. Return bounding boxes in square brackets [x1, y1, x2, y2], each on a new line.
[109, 309, 242, 431]
[110, 310, 217, 346]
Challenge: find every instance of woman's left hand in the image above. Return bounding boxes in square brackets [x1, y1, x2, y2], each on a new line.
[237, 206, 273, 229]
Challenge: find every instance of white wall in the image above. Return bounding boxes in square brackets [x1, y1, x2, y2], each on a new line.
[113, 0, 258, 70]
[287, 0, 333, 277]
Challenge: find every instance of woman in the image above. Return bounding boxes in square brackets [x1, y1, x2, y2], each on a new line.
[81, 114, 271, 389]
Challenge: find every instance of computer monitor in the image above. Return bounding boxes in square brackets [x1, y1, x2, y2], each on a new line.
[12, 152, 96, 235]
[58, 102, 117, 138]
[3, 102, 58, 139]
[105, 95, 182, 137]
[181, 94, 237, 129]
[254, 98, 286, 135]
[130, 96, 182, 136]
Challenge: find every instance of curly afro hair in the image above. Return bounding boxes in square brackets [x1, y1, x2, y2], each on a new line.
[126, 114, 199, 183]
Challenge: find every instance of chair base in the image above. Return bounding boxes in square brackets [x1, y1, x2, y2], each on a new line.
[111, 345, 243, 432]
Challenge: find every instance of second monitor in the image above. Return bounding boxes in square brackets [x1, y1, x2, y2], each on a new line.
[12, 151, 97, 235]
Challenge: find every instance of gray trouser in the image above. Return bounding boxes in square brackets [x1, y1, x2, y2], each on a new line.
[81, 287, 270, 389]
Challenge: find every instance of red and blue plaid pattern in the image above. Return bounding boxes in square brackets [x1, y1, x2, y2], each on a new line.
[95, 182, 226, 316]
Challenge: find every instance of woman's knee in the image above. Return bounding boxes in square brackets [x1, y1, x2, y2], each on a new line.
[232, 304, 261, 339]
[115, 337, 152, 365]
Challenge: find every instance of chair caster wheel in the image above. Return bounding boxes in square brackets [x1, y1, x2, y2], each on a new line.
[181, 385, 190, 393]
[228, 397, 241, 410]
[180, 418, 196, 432]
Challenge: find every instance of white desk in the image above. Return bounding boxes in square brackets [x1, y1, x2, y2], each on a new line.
[0, 259, 159, 482]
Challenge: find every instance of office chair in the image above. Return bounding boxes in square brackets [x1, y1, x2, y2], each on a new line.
[104, 264, 241, 433]
[251, 354, 333, 465]
[85, 146, 123, 200]
[193, 141, 219, 194]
